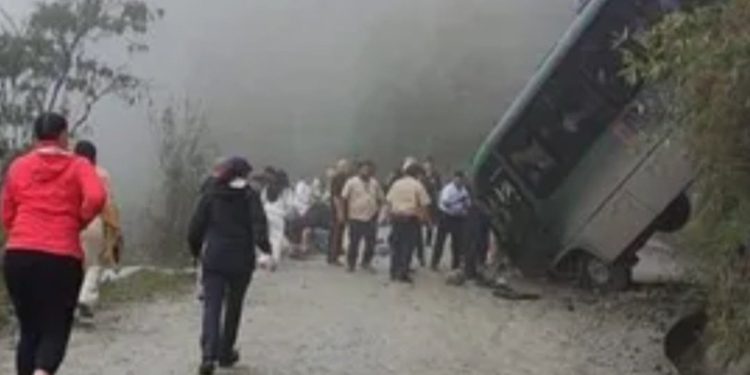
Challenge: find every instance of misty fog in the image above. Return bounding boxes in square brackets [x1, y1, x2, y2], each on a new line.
[3, 0, 575, 254]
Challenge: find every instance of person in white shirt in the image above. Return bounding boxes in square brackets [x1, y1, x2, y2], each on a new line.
[432, 171, 471, 271]
[341, 160, 384, 272]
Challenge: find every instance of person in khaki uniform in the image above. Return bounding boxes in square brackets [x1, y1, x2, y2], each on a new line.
[74, 141, 123, 319]
[341, 160, 384, 272]
[385, 161, 431, 283]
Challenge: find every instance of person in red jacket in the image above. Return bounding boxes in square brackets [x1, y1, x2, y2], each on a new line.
[1, 113, 106, 375]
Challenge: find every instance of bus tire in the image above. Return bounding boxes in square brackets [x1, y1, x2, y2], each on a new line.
[654, 193, 691, 233]
[580, 254, 632, 292]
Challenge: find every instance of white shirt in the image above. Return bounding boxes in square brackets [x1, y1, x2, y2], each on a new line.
[439, 182, 471, 217]
[293, 181, 313, 216]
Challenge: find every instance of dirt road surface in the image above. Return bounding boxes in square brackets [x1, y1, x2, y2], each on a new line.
[0, 250, 681, 375]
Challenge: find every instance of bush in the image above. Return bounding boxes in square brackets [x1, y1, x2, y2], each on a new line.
[625, 0, 750, 361]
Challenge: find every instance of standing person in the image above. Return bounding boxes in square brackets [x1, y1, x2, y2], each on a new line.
[188, 157, 272, 375]
[464, 201, 493, 282]
[431, 171, 471, 271]
[421, 157, 442, 247]
[74, 141, 123, 320]
[341, 160, 384, 272]
[2, 113, 107, 375]
[261, 169, 294, 270]
[328, 159, 352, 266]
[385, 162, 431, 283]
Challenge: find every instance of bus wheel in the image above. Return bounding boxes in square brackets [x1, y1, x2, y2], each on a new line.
[654, 193, 691, 233]
[581, 255, 632, 292]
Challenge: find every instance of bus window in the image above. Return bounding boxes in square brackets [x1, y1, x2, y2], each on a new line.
[500, 124, 559, 196]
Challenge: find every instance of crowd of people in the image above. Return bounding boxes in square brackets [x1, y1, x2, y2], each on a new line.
[1, 112, 496, 375]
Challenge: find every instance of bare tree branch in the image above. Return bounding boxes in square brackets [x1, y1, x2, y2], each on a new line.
[69, 80, 118, 136]
[0, 5, 21, 35]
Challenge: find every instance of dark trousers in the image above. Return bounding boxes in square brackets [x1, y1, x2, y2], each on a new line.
[201, 270, 252, 362]
[390, 217, 421, 280]
[432, 214, 467, 270]
[347, 219, 377, 269]
[3, 250, 83, 375]
[328, 218, 345, 264]
[414, 227, 426, 267]
[465, 208, 492, 279]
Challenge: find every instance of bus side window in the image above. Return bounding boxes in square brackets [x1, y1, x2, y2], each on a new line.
[500, 126, 558, 196]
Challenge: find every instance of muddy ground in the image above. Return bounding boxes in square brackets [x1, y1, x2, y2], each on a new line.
[0, 244, 686, 375]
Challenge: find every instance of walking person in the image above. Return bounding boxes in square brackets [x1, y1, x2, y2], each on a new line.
[328, 159, 352, 266]
[74, 141, 124, 321]
[385, 162, 431, 283]
[2, 113, 107, 375]
[341, 160, 384, 272]
[188, 157, 272, 375]
[431, 171, 471, 271]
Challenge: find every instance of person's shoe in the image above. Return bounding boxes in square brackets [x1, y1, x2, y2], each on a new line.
[399, 275, 414, 284]
[198, 361, 215, 375]
[347, 265, 355, 273]
[362, 264, 376, 274]
[218, 350, 240, 368]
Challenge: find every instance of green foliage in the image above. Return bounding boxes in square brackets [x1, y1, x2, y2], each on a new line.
[144, 100, 215, 265]
[625, 0, 750, 361]
[99, 269, 192, 306]
[0, 0, 163, 159]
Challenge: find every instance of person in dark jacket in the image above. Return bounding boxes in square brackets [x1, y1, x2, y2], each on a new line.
[188, 157, 271, 375]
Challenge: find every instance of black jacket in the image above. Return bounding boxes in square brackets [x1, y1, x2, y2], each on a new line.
[188, 182, 271, 274]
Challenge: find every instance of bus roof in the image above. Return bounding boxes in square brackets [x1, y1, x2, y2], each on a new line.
[470, 0, 611, 178]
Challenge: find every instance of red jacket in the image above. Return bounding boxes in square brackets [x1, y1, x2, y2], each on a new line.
[1, 143, 107, 260]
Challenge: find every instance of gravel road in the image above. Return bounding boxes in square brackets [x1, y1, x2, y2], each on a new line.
[0, 249, 682, 375]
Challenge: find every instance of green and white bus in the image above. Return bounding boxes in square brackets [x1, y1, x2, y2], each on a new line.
[472, 0, 691, 290]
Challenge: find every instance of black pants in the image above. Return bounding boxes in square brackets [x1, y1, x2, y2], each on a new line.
[201, 270, 251, 362]
[3, 250, 83, 375]
[465, 208, 492, 279]
[390, 217, 420, 280]
[432, 214, 467, 270]
[347, 219, 377, 269]
[328, 218, 345, 264]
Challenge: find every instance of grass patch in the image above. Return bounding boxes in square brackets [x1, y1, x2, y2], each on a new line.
[99, 269, 194, 307]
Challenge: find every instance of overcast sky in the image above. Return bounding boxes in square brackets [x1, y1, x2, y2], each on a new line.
[2, 0, 576, 241]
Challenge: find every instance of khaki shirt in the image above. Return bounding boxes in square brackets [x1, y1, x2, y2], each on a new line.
[386, 176, 431, 217]
[341, 176, 384, 222]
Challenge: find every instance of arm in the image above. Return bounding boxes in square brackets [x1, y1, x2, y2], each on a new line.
[248, 190, 272, 255]
[1, 170, 16, 232]
[77, 160, 107, 227]
[188, 194, 211, 259]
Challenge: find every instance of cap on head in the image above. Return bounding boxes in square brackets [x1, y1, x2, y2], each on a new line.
[34, 113, 68, 142]
[218, 156, 253, 184]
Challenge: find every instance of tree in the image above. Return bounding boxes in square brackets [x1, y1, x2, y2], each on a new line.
[625, 0, 750, 361]
[0, 0, 163, 160]
[143, 99, 216, 264]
